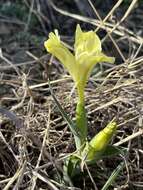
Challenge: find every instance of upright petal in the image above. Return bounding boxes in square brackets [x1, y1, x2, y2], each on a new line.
[74, 25, 102, 59]
[75, 24, 82, 45]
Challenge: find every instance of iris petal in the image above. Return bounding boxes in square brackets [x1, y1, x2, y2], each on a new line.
[44, 32, 76, 80]
[74, 25, 102, 59]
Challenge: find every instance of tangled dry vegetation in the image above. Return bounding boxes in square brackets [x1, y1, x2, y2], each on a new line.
[0, 0, 143, 189]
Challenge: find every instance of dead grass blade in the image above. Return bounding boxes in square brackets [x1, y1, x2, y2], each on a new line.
[114, 129, 143, 146]
[3, 162, 27, 190]
[49, 0, 143, 45]
[32, 170, 59, 190]
[30, 108, 51, 190]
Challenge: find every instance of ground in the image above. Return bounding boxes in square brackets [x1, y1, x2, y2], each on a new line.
[0, 0, 143, 189]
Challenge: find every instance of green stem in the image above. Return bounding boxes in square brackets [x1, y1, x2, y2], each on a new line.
[75, 85, 87, 149]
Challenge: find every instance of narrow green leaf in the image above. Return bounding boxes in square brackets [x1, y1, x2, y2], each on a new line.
[48, 80, 81, 139]
[101, 145, 127, 158]
[86, 145, 127, 165]
[64, 155, 81, 178]
[101, 161, 124, 190]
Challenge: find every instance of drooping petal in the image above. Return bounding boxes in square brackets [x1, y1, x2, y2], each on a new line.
[75, 54, 98, 88]
[44, 31, 76, 80]
[75, 52, 115, 89]
[96, 52, 115, 64]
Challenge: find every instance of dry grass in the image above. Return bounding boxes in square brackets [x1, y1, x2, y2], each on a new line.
[0, 0, 143, 189]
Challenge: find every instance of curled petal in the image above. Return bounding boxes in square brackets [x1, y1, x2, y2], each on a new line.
[44, 32, 76, 79]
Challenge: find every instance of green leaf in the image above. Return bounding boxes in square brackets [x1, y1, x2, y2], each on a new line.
[48, 80, 81, 143]
[63, 155, 82, 186]
[86, 145, 127, 165]
[65, 156, 81, 177]
[101, 145, 127, 158]
[101, 161, 125, 190]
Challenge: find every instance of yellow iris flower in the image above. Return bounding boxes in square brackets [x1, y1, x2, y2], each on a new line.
[44, 25, 115, 93]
